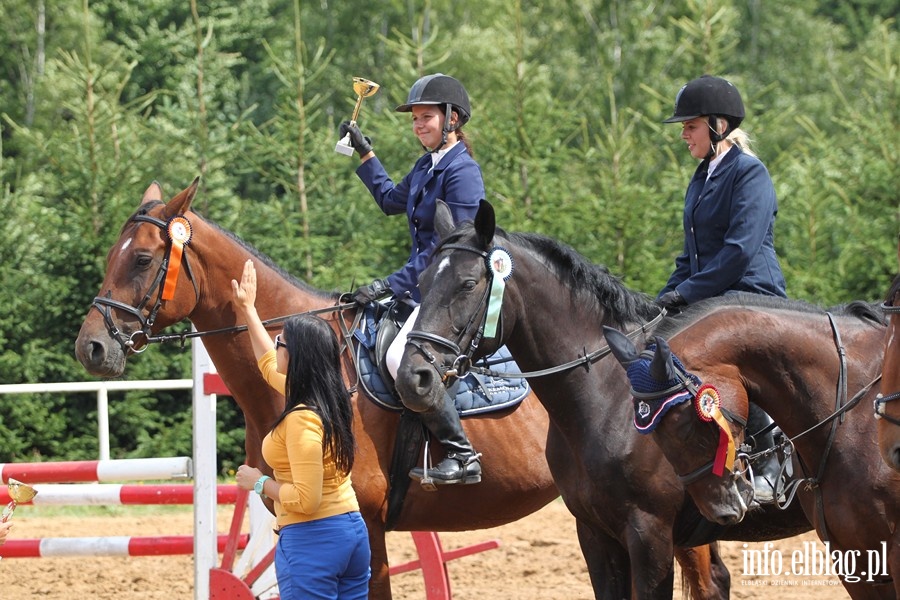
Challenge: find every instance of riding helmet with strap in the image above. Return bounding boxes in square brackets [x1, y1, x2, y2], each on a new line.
[663, 75, 745, 159]
[395, 73, 471, 152]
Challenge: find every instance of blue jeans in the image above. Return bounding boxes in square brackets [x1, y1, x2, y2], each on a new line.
[275, 511, 371, 600]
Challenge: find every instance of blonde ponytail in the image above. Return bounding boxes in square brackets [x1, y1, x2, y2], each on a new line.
[727, 127, 756, 158]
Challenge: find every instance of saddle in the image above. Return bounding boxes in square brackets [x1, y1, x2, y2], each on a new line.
[352, 301, 530, 528]
[353, 302, 530, 415]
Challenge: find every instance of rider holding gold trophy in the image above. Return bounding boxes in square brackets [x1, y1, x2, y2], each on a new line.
[339, 73, 485, 488]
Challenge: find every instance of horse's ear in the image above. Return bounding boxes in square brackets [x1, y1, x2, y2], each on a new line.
[603, 326, 640, 367]
[140, 181, 163, 206]
[474, 200, 495, 247]
[648, 336, 678, 383]
[163, 177, 200, 218]
[435, 199, 455, 239]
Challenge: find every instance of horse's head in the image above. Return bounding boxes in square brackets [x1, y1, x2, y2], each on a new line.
[876, 237, 900, 471]
[75, 179, 203, 376]
[395, 200, 511, 411]
[604, 326, 753, 525]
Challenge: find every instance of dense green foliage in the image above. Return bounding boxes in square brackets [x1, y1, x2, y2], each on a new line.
[0, 0, 896, 473]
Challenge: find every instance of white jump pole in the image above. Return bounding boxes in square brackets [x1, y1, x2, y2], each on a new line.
[193, 335, 217, 600]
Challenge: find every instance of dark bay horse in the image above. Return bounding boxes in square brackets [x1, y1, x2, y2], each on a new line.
[608, 294, 900, 598]
[73, 180, 559, 599]
[395, 200, 812, 599]
[877, 238, 900, 471]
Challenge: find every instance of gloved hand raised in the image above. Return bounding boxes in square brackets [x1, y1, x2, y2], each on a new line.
[353, 278, 391, 305]
[339, 121, 373, 157]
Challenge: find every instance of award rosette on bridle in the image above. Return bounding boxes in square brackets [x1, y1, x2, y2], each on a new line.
[162, 216, 193, 301]
[484, 247, 514, 338]
[694, 384, 736, 476]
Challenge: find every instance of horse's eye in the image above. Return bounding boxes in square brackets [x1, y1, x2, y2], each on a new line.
[462, 279, 477, 292]
[135, 254, 153, 269]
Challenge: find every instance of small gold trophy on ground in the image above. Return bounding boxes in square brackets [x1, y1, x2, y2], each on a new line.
[2, 478, 37, 523]
[335, 77, 380, 156]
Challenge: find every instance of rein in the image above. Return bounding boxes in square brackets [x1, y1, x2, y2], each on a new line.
[89, 206, 360, 352]
[405, 241, 665, 382]
[473, 312, 665, 379]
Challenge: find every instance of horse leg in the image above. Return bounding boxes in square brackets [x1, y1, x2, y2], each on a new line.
[365, 518, 393, 600]
[623, 517, 678, 599]
[575, 519, 630, 599]
[673, 542, 731, 600]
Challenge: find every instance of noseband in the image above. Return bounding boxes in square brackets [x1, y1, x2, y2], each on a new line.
[405, 243, 494, 383]
[90, 207, 200, 355]
[875, 298, 900, 425]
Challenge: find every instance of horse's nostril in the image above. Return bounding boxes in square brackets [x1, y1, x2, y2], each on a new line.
[77, 338, 107, 368]
[413, 366, 435, 395]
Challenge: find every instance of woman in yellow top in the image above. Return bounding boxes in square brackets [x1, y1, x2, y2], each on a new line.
[232, 259, 370, 599]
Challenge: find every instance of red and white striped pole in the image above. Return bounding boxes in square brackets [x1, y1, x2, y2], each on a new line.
[0, 483, 238, 506]
[1, 534, 248, 558]
[0, 456, 192, 484]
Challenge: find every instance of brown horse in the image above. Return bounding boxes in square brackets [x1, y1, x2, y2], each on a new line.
[608, 293, 900, 598]
[395, 200, 813, 599]
[73, 180, 559, 599]
[877, 238, 900, 471]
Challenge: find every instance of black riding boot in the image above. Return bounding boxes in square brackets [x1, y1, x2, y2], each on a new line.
[747, 403, 783, 503]
[408, 395, 482, 490]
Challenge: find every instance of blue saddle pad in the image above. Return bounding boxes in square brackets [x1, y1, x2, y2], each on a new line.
[352, 307, 530, 416]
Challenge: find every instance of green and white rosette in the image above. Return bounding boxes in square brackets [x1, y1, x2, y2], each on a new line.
[484, 247, 514, 338]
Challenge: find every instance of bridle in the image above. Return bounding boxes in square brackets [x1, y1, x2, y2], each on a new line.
[89, 204, 361, 358]
[405, 243, 494, 383]
[90, 206, 201, 355]
[875, 293, 900, 425]
[405, 241, 665, 383]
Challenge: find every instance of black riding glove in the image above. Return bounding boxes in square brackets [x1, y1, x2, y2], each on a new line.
[353, 278, 391, 305]
[339, 121, 373, 156]
[657, 290, 687, 311]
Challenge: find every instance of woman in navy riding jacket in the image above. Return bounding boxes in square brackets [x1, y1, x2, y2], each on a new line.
[657, 75, 787, 503]
[657, 75, 786, 307]
[339, 73, 485, 488]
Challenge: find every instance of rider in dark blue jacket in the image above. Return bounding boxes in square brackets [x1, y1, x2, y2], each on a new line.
[658, 76, 786, 305]
[657, 75, 787, 503]
[340, 74, 485, 488]
[354, 137, 483, 302]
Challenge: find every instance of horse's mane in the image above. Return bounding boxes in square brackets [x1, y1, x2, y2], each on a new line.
[653, 292, 885, 340]
[440, 222, 659, 328]
[209, 221, 342, 301]
[126, 202, 341, 302]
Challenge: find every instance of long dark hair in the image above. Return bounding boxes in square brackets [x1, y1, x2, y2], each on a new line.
[269, 315, 355, 474]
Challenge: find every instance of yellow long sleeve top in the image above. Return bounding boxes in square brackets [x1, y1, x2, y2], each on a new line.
[257, 350, 359, 529]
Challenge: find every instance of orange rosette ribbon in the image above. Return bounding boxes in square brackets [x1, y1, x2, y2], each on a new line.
[162, 216, 193, 301]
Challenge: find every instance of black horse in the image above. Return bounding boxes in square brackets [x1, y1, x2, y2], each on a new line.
[395, 200, 811, 599]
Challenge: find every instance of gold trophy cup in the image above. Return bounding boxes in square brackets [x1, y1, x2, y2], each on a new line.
[335, 77, 380, 156]
[2, 478, 37, 523]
